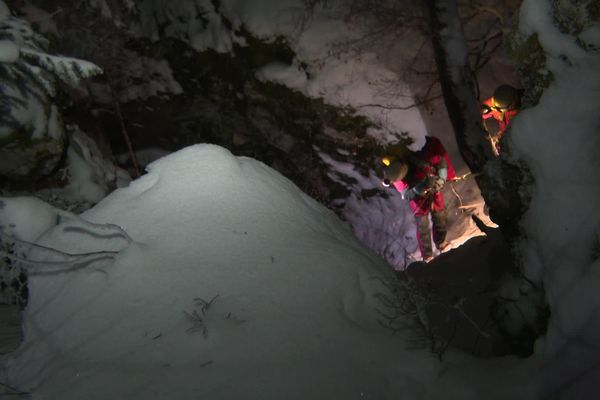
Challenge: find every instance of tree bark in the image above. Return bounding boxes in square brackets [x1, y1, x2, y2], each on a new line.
[424, 0, 494, 171]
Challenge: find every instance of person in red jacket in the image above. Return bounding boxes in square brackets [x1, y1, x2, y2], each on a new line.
[481, 84, 522, 155]
[382, 136, 456, 262]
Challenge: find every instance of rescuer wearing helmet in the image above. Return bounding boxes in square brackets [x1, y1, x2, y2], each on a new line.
[382, 136, 456, 262]
[481, 84, 523, 155]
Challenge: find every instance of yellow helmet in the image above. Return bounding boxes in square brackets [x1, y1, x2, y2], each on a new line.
[383, 160, 408, 182]
[381, 141, 411, 185]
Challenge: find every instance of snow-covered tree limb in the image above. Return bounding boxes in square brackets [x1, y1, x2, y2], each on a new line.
[0, 10, 103, 121]
[0, 5, 103, 180]
[19, 48, 103, 91]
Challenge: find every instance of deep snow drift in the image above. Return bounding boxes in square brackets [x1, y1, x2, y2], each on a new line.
[1, 145, 451, 399]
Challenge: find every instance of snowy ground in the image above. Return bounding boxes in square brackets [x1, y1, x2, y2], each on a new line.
[0, 145, 539, 399]
[0, 145, 477, 398]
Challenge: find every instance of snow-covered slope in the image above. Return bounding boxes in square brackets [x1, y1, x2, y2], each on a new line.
[505, 2, 600, 397]
[1, 145, 444, 399]
[3, 141, 591, 399]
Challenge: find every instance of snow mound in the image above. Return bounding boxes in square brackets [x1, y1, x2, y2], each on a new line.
[0, 197, 62, 242]
[2, 144, 441, 399]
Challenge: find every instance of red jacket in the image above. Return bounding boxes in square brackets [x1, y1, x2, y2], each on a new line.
[392, 136, 455, 216]
[481, 97, 519, 139]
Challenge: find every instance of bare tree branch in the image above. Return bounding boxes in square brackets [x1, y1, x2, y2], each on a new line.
[355, 94, 443, 111]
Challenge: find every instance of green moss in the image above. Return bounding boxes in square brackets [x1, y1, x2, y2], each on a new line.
[507, 0, 599, 107]
[552, 0, 600, 50]
[506, 32, 554, 108]
[553, 0, 600, 35]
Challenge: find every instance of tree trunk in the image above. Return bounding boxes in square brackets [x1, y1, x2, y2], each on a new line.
[424, 0, 530, 238]
[424, 0, 494, 171]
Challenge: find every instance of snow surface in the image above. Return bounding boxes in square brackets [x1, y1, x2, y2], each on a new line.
[0, 196, 63, 243]
[1, 145, 445, 399]
[61, 128, 131, 205]
[0, 144, 550, 399]
[504, 1, 600, 397]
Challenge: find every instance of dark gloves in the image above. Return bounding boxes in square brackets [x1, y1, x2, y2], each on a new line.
[428, 176, 445, 192]
[412, 180, 430, 197]
[407, 177, 445, 199]
[403, 188, 416, 200]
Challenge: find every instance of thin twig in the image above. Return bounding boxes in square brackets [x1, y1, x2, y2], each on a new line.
[356, 94, 443, 111]
[29, 8, 63, 23]
[184, 310, 208, 338]
[1, 234, 119, 262]
[458, 202, 484, 209]
[449, 300, 490, 338]
[106, 76, 141, 177]
[450, 182, 465, 209]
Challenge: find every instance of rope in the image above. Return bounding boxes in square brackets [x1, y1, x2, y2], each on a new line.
[447, 171, 479, 213]
[450, 182, 464, 211]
